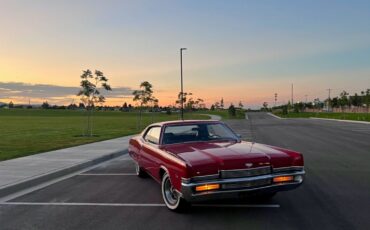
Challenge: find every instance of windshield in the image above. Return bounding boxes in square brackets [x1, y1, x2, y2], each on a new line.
[162, 123, 238, 145]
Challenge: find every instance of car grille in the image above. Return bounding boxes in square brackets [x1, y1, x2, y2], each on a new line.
[221, 178, 272, 190]
[220, 166, 271, 179]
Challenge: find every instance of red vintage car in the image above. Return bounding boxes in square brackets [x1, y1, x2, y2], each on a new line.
[129, 120, 305, 211]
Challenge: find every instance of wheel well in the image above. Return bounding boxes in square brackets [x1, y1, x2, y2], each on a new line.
[159, 168, 166, 180]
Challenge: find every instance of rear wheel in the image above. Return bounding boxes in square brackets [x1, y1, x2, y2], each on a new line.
[135, 162, 147, 178]
[161, 172, 189, 212]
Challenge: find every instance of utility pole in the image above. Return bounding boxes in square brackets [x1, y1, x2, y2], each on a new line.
[274, 93, 277, 107]
[291, 84, 294, 105]
[327, 88, 331, 111]
[305, 95, 308, 104]
[180, 48, 187, 120]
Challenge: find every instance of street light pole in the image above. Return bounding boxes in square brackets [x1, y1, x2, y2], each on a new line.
[180, 48, 187, 120]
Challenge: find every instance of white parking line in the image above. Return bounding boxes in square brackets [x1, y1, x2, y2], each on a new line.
[0, 202, 280, 208]
[194, 204, 280, 208]
[79, 173, 137, 176]
[267, 113, 283, 119]
[0, 156, 130, 203]
[0, 202, 165, 207]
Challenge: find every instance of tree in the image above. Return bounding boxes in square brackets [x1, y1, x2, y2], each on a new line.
[214, 102, 220, 109]
[287, 101, 292, 111]
[228, 104, 236, 117]
[262, 102, 268, 111]
[282, 105, 288, 115]
[67, 103, 78, 110]
[195, 98, 205, 109]
[238, 101, 243, 108]
[41, 101, 50, 109]
[8, 101, 14, 108]
[331, 97, 339, 108]
[186, 97, 195, 110]
[77, 69, 112, 136]
[313, 98, 324, 109]
[176, 92, 192, 109]
[339, 91, 349, 111]
[294, 103, 302, 113]
[151, 97, 159, 111]
[121, 102, 128, 111]
[210, 104, 215, 111]
[132, 81, 154, 128]
[365, 89, 370, 111]
[351, 93, 361, 107]
[220, 98, 224, 109]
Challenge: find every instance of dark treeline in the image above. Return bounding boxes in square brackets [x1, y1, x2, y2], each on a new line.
[270, 89, 370, 114]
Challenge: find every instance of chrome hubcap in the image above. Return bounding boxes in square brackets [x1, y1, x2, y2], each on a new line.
[164, 178, 178, 205]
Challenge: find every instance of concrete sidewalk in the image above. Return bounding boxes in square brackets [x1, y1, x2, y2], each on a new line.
[0, 136, 132, 198]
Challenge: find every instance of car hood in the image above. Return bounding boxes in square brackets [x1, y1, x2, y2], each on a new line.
[162, 141, 302, 177]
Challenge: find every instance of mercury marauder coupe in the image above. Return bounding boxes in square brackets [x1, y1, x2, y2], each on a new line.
[128, 120, 305, 211]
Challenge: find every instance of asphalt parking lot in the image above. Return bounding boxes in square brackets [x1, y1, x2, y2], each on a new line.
[1, 112, 369, 230]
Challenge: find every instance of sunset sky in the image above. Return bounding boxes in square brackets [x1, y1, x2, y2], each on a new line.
[0, 0, 369, 108]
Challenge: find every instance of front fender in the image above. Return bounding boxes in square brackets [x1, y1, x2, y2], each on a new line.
[159, 160, 188, 193]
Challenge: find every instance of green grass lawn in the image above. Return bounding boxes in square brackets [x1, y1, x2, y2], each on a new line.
[197, 109, 246, 119]
[274, 112, 370, 122]
[0, 109, 208, 161]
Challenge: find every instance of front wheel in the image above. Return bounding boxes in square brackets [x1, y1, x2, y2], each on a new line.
[161, 173, 189, 212]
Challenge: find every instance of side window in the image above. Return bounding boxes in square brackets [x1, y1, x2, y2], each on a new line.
[144, 127, 161, 144]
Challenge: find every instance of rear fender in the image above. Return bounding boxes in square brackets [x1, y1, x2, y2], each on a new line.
[129, 137, 142, 162]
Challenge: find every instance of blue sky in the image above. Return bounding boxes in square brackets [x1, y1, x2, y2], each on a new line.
[0, 0, 369, 107]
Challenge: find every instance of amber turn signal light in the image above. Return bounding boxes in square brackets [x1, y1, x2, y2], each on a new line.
[273, 176, 294, 183]
[195, 184, 220, 192]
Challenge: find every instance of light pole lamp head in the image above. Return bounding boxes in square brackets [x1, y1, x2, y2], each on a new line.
[180, 48, 187, 51]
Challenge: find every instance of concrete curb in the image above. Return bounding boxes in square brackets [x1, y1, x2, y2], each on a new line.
[0, 149, 127, 198]
[309, 117, 370, 124]
[267, 113, 285, 119]
[201, 114, 222, 121]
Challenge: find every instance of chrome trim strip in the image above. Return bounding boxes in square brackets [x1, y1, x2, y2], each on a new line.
[273, 166, 304, 173]
[182, 174, 219, 184]
[219, 166, 271, 173]
[189, 181, 302, 197]
[181, 170, 305, 201]
[182, 166, 304, 184]
[182, 171, 305, 187]
[220, 166, 271, 179]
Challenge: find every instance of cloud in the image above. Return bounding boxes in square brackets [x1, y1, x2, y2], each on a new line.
[0, 82, 133, 100]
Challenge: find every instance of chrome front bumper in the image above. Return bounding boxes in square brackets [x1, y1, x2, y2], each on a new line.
[181, 167, 305, 202]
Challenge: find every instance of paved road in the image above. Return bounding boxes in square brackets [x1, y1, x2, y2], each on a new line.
[1, 112, 369, 230]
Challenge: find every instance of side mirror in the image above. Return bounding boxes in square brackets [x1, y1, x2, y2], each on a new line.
[236, 134, 242, 138]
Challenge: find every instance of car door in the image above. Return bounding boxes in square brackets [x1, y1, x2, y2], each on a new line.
[140, 126, 162, 178]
